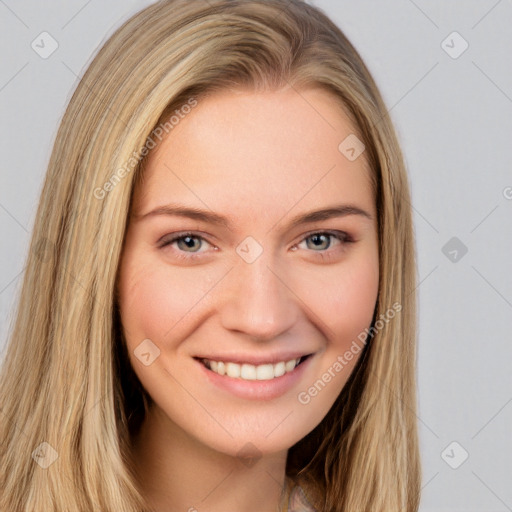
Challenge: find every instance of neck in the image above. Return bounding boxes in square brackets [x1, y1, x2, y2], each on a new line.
[131, 405, 291, 512]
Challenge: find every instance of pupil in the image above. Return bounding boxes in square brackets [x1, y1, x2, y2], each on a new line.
[310, 234, 329, 250]
[181, 236, 199, 251]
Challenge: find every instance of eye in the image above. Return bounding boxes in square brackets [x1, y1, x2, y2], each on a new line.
[159, 230, 354, 262]
[159, 232, 214, 261]
[292, 230, 354, 258]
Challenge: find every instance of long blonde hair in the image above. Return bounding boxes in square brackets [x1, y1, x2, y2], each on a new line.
[0, 1, 421, 510]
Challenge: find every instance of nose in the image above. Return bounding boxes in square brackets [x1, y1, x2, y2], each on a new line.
[219, 253, 299, 341]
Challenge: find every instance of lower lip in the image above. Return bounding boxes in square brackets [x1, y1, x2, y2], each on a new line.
[195, 356, 313, 401]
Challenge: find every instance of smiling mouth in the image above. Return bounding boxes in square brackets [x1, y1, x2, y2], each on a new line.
[196, 354, 312, 381]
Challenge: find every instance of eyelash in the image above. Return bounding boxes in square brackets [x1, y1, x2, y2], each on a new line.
[158, 230, 354, 262]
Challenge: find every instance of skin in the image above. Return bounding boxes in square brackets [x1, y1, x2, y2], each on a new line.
[117, 85, 379, 512]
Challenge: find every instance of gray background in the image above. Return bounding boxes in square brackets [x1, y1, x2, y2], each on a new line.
[1, 1, 511, 510]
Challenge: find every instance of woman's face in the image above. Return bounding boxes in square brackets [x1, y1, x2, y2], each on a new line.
[117, 86, 379, 457]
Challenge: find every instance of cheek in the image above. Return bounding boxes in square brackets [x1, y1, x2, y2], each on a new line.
[291, 255, 378, 419]
[298, 251, 379, 347]
[118, 257, 214, 343]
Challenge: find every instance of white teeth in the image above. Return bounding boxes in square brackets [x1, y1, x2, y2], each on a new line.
[273, 361, 286, 377]
[241, 364, 256, 380]
[256, 364, 274, 380]
[226, 362, 240, 378]
[285, 359, 297, 372]
[203, 357, 303, 380]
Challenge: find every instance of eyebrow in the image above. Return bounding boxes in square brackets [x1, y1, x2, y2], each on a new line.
[132, 202, 373, 230]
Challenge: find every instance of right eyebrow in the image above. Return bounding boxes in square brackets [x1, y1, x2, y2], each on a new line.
[132, 204, 231, 227]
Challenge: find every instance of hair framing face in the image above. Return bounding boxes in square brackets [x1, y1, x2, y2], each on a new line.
[0, 2, 420, 511]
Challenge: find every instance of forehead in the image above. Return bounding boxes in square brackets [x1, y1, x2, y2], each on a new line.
[132, 86, 375, 221]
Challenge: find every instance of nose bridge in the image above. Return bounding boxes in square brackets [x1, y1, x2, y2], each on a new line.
[220, 249, 297, 339]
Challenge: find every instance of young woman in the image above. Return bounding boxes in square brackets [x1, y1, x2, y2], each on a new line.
[0, 1, 421, 511]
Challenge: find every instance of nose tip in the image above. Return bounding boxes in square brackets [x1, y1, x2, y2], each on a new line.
[219, 258, 297, 341]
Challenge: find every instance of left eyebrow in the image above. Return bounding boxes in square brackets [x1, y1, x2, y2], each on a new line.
[285, 204, 373, 231]
[132, 202, 373, 230]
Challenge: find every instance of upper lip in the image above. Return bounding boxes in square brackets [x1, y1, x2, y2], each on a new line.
[194, 351, 313, 366]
